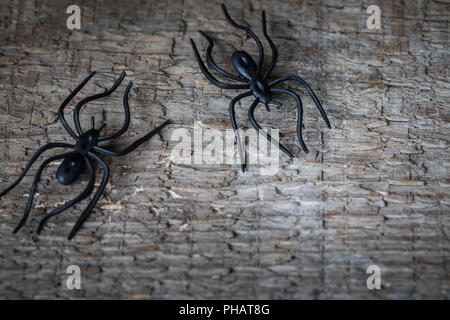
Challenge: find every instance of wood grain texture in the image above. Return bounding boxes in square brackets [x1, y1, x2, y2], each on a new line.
[0, 0, 448, 299]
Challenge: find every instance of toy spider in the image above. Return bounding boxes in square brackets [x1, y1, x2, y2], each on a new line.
[190, 4, 331, 172]
[0, 71, 170, 240]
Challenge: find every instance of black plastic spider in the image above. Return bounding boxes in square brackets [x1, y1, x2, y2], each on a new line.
[190, 4, 331, 172]
[0, 71, 170, 240]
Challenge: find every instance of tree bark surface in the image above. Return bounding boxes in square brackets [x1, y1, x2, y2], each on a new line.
[0, 0, 448, 299]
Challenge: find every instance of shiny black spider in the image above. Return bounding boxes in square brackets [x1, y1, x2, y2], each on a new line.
[190, 4, 331, 172]
[0, 71, 170, 240]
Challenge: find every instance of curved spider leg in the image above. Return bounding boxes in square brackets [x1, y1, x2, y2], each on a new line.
[67, 152, 109, 240]
[97, 122, 107, 132]
[58, 72, 96, 141]
[248, 99, 294, 158]
[97, 81, 132, 142]
[263, 100, 283, 112]
[190, 39, 249, 90]
[198, 31, 246, 82]
[73, 71, 126, 136]
[271, 88, 309, 154]
[37, 156, 95, 234]
[94, 119, 170, 156]
[0, 142, 74, 198]
[262, 11, 278, 80]
[13, 152, 77, 234]
[270, 101, 282, 107]
[269, 76, 331, 128]
[229, 91, 253, 172]
[221, 4, 265, 76]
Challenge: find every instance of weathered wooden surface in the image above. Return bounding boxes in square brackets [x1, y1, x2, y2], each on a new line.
[0, 0, 448, 299]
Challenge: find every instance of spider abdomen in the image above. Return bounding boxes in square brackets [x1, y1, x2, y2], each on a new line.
[56, 155, 84, 185]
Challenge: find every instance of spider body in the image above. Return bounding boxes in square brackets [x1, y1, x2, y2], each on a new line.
[232, 51, 272, 105]
[57, 126, 102, 185]
[56, 154, 84, 185]
[74, 128, 99, 155]
[190, 4, 332, 172]
[0, 71, 170, 240]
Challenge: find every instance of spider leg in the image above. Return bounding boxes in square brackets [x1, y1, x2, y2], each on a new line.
[269, 76, 331, 128]
[198, 31, 246, 82]
[36, 156, 95, 234]
[248, 99, 294, 158]
[190, 39, 249, 90]
[58, 72, 96, 140]
[0, 142, 74, 198]
[13, 152, 77, 234]
[90, 116, 96, 129]
[221, 4, 265, 76]
[97, 81, 132, 142]
[67, 152, 109, 240]
[94, 119, 170, 156]
[271, 88, 309, 154]
[262, 11, 278, 80]
[73, 71, 126, 136]
[229, 91, 253, 172]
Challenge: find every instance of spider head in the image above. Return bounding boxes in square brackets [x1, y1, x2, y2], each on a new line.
[249, 79, 272, 106]
[75, 128, 101, 155]
[231, 51, 257, 80]
[74, 117, 107, 155]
